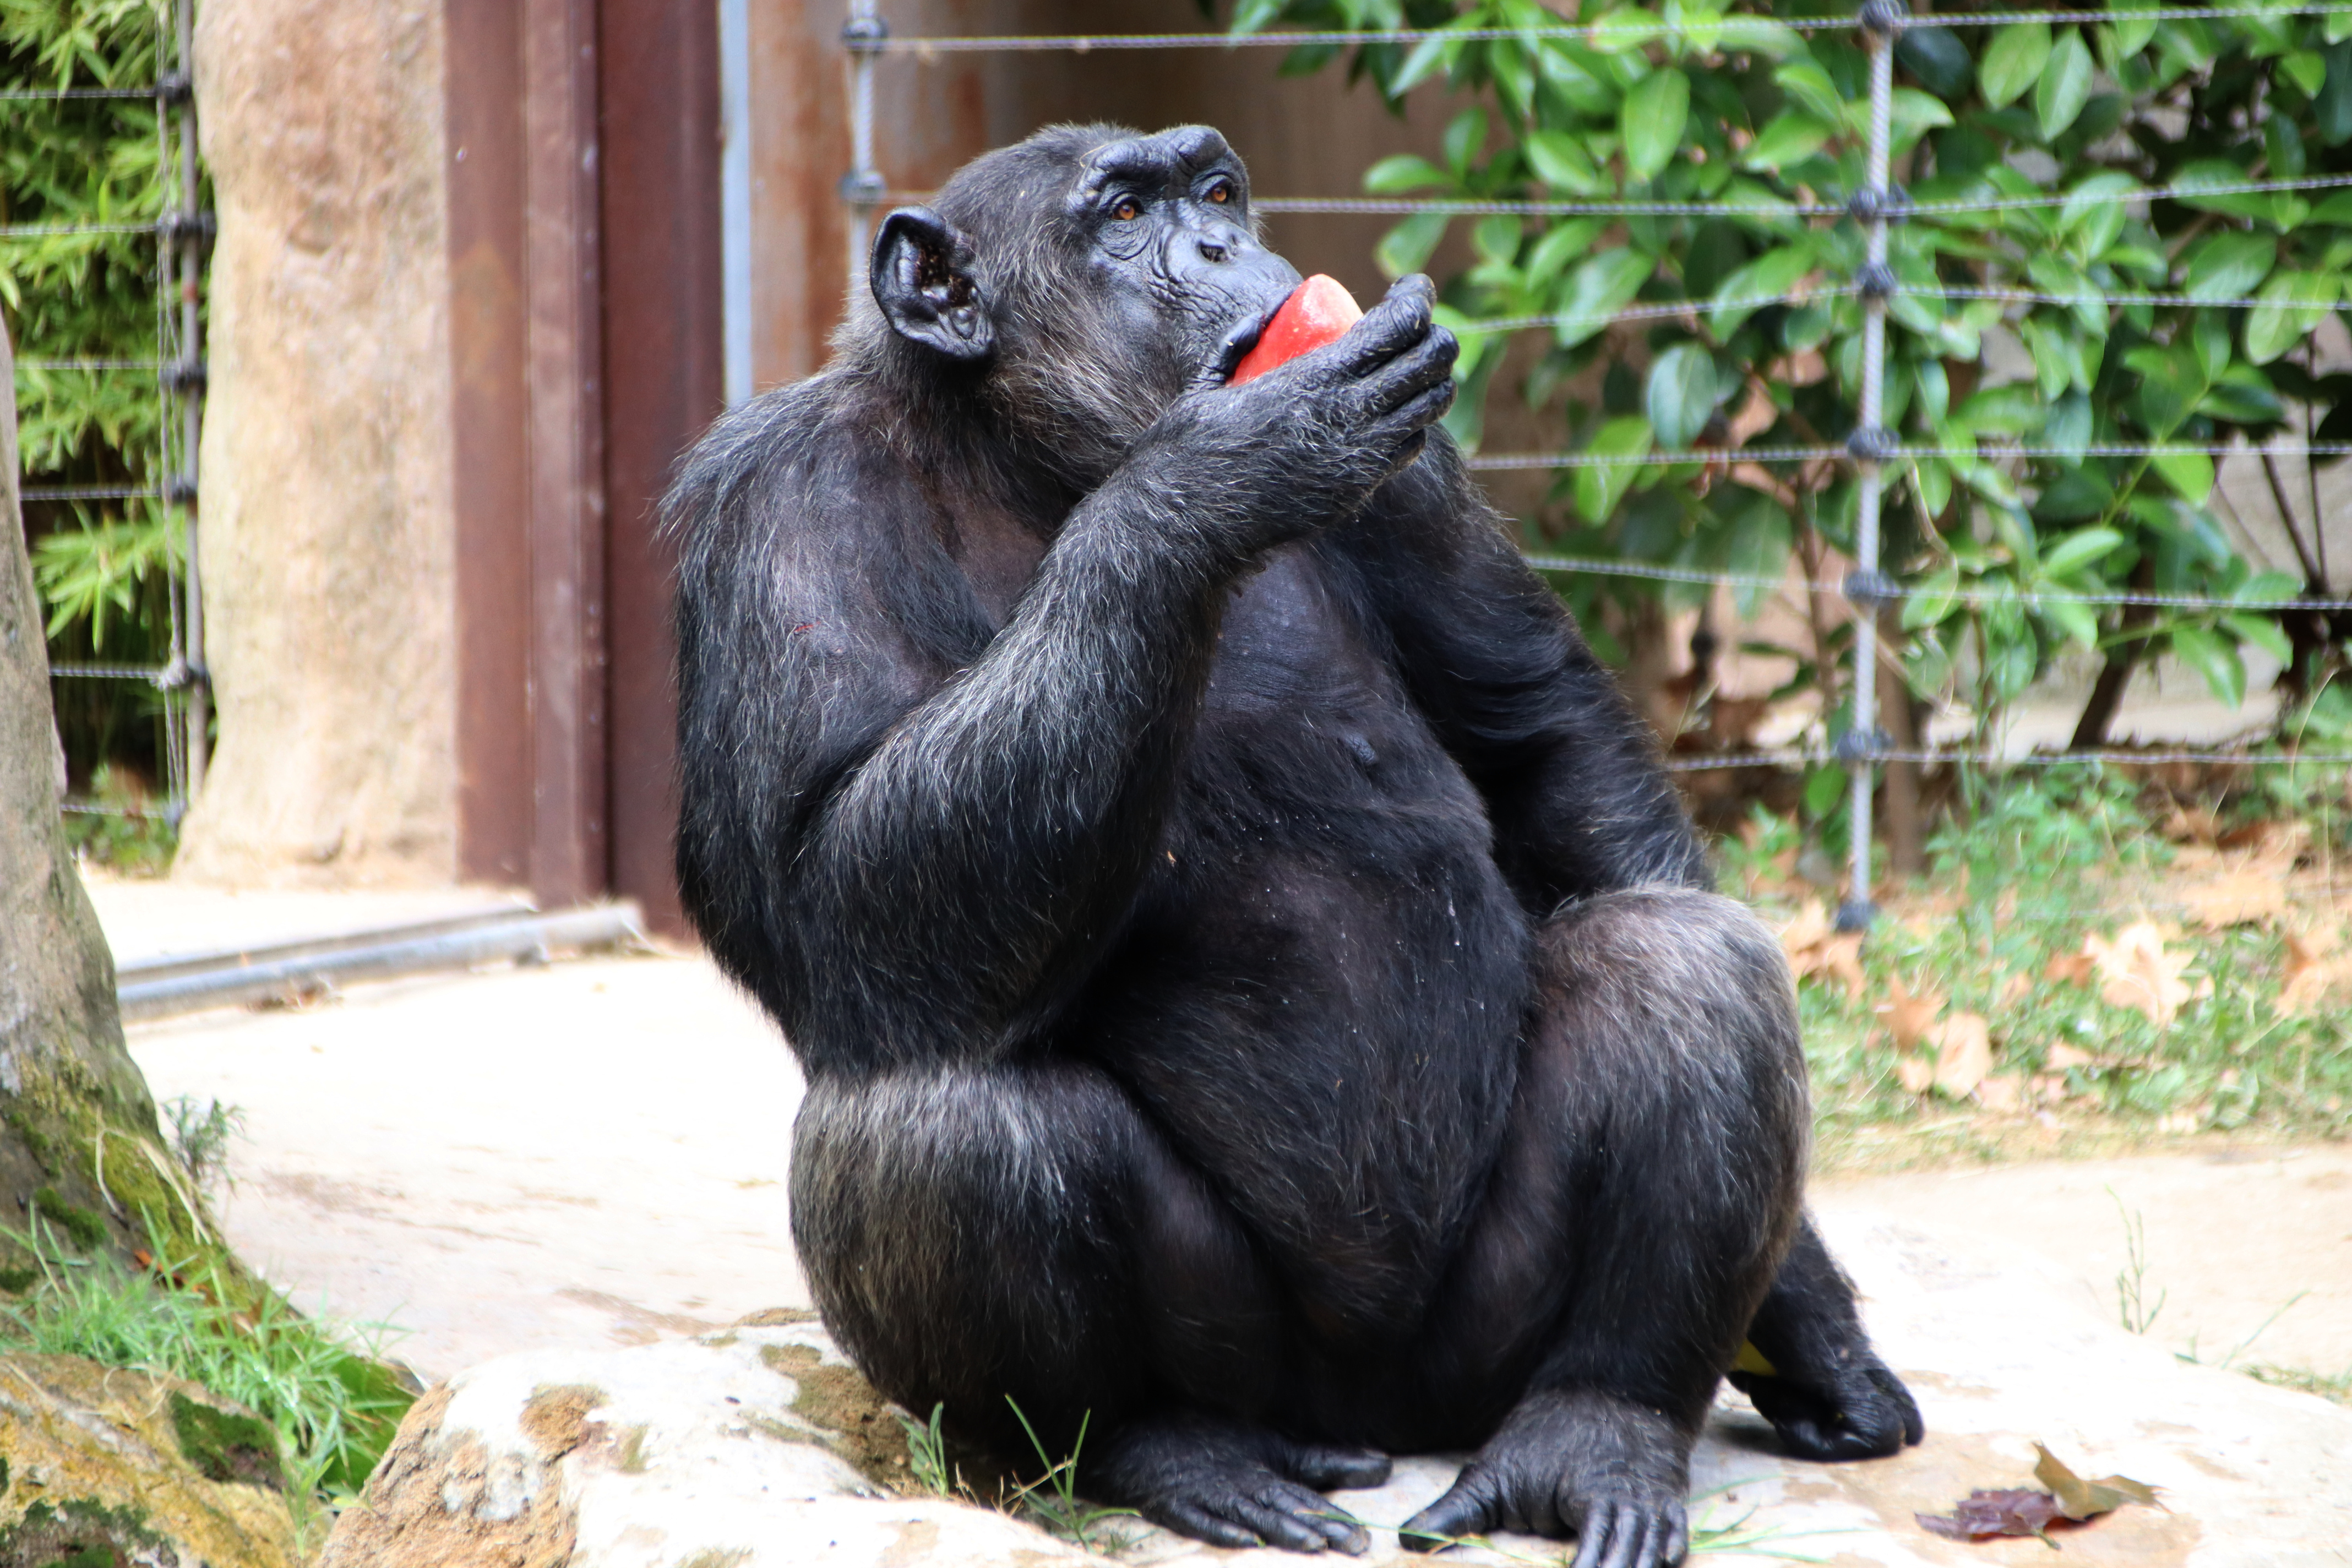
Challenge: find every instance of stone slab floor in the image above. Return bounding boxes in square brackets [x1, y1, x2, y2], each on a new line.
[91, 879, 2352, 1565]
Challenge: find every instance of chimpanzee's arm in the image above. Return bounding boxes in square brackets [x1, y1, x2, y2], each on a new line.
[1341, 440, 1711, 908]
[672, 286, 1452, 1076]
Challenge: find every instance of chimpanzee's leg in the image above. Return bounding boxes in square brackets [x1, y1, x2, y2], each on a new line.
[790, 1058, 1390, 1554]
[1401, 888, 1811, 1568]
[1729, 1213, 1923, 1458]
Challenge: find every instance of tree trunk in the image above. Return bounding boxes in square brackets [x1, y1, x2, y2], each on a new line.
[0, 322, 222, 1275]
[1876, 624, 1924, 878]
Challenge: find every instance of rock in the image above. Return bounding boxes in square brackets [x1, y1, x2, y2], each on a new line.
[322, 1216, 2352, 1567]
[180, 0, 457, 886]
[0, 1352, 298, 1567]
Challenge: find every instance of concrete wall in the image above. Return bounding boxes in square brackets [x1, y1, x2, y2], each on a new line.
[178, 0, 458, 886]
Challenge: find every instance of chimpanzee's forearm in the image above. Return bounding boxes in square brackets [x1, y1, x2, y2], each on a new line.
[782, 454, 1251, 1069]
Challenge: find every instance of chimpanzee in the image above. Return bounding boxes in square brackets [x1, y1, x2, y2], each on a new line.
[667, 123, 1921, 1568]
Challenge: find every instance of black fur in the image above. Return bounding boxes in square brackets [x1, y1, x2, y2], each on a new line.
[669, 124, 1920, 1568]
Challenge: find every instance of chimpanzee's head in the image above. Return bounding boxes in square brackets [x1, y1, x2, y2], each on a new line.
[864, 125, 1303, 476]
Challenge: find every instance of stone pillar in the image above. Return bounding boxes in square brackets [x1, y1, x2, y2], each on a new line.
[177, 0, 458, 885]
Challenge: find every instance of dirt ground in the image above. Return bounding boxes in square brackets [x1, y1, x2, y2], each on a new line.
[91, 880, 2352, 1394]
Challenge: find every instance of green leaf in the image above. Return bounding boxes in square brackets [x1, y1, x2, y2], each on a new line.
[1525, 131, 1607, 195]
[1740, 112, 1831, 171]
[1621, 69, 1690, 183]
[1229, 0, 1288, 34]
[2222, 611, 2294, 665]
[1981, 20, 2053, 110]
[1375, 212, 1449, 280]
[2170, 624, 2247, 706]
[2285, 49, 2329, 97]
[2235, 570, 2304, 604]
[1444, 107, 1488, 179]
[2040, 527, 2125, 578]
[1771, 61, 1843, 127]
[2182, 232, 2278, 301]
[2035, 31, 2094, 140]
[2243, 271, 2338, 364]
[1710, 244, 1814, 335]
[1727, 505, 1792, 618]
[2041, 596, 2101, 649]
[1574, 416, 1654, 522]
[2152, 447, 2215, 503]
[1554, 248, 1654, 347]
[1646, 344, 1717, 448]
[1902, 561, 1961, 629]
[1364, 155, 1449, 195]
[1525, 219, 1605, 290]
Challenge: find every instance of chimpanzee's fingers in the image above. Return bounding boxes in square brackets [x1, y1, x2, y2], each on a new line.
[1280, 1441, 1393, 1492]
[1325, 273, 1438, 376]
[1360, 320, 1457, 417]
[1371, 385, 1455, 464]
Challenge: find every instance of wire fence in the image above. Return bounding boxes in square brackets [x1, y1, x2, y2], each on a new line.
[836, 2, 2352, 919]
[6, 3, 209, 826]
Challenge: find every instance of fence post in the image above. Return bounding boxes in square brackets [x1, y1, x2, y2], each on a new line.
[841, 1, 887, 285]
[1839, 0, 1903, 934]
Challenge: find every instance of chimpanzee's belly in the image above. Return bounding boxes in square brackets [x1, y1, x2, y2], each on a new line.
[1068, 545, 1533, 1344]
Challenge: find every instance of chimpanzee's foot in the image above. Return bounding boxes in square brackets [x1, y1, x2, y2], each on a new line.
[1095, 1411, 1388, 1554]
[1400, 1390, 1690, 1568]
[1728, 1347, 1922, 1461]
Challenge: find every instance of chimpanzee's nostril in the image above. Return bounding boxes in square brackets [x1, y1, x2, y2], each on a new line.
[1199, 239, 1228, 263]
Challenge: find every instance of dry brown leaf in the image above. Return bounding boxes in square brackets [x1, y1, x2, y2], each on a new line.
[2084, 922, 2194, 1026]
[1779, 900, 1866, 999]
[2045, 950, 2096, 987]
[2279, 923, 2352, 1016]
[2179, 869, 2290, 931]
[1725, 377, 1779, 447]
[1996, 971, 2034, 1008]
[1876, 974, 1942, 1053]
[2045, 1042, 2099, 1070]
[1977, 1074, 2023, 1113]
[2162, 805, 2220, 846]
[1930, 1011, 1994, 1099]
[1896, 1054, 1935, 1095]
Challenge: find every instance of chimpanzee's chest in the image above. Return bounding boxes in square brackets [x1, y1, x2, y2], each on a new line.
[1072, 543, 1533, 1333]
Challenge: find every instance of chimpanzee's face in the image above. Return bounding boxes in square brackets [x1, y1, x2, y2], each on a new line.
[1062, 127, 1302, 380]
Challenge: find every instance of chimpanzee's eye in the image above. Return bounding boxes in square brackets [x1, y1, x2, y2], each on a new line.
[1112, 196, 1142, 221]
[1205, 180, 1233, 204]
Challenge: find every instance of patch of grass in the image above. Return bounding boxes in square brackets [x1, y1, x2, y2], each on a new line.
[161, 1097, 244, 1193]
[2110, 1191, 2166, 1336]
[896, 1400, 963, 1500]
[1725, 765, 2352, 1164]
[2241, 1363, 2352, 1406]
[1001, 1400, 1138, 1552]
[0, 1216, 413, 1543]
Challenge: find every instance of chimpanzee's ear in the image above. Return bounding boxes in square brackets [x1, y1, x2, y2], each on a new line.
[871, 206, 993, 362]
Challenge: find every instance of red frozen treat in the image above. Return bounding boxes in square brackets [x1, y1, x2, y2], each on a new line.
[1229, 274, 1364, 385]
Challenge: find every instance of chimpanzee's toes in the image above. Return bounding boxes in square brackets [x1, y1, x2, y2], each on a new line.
[1096, 1413, 1373, 1556]
[1398, 1461, 1505, 1551]
[1728, 1360, 1924, 1461]
[1570, 1495, 1690, 1568]
[1282, 1440, 1392, 1491]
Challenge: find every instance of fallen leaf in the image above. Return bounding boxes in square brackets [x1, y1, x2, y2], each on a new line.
[1930, 1011, 1994, 1099]
[2083, 922, 2194, 1026]
[1896, 1054, 1936, 1095]
[1916, 1489, 2064, 1541]
[2161, 805, 2220, 846]
[2045, 1042, 2099, 1071]
[2179, 870, 2289, 931]
[2034, 1445, 2162, 1520]
[1779, 900, 1866, 999]
[2279, 923, 2352, 1016]
[1996, 971, 2033, 1008]
[1977, 1075, 2023, 1113]
[1877, 975, 1942, 1053]
[2046, 950, 2096, 987]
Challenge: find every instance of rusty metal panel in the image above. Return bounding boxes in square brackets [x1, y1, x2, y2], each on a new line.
[523, 0, 611, 909]
[445, 0, 532, 889]
[598, 0, 722, 937]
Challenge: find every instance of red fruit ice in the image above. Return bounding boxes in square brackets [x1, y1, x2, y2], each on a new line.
[1229, 274, 1364, 385]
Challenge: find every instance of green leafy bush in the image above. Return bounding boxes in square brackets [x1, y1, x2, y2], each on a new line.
[1234, 0, 2351, 750]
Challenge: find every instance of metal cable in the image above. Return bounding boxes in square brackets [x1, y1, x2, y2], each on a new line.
[1457, 284, 1863, 335]
[0, 86, 154, 101]
[1470, 439, 2352, 470]
[49, 663, 172, 682]
[20, 484, 164, 501]
[14, 358, 162, 371]
[0, 221, 157, 238]
[874, 5, 2352, 53]
[1664, 745, 2352, 771]
[1520, 554, 2352, 613]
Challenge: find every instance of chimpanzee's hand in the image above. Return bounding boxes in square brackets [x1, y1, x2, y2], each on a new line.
[1141, 276, 1457, 557]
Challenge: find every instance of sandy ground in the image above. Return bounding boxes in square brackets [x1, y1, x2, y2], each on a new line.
[98, 881, 2352, 1393]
